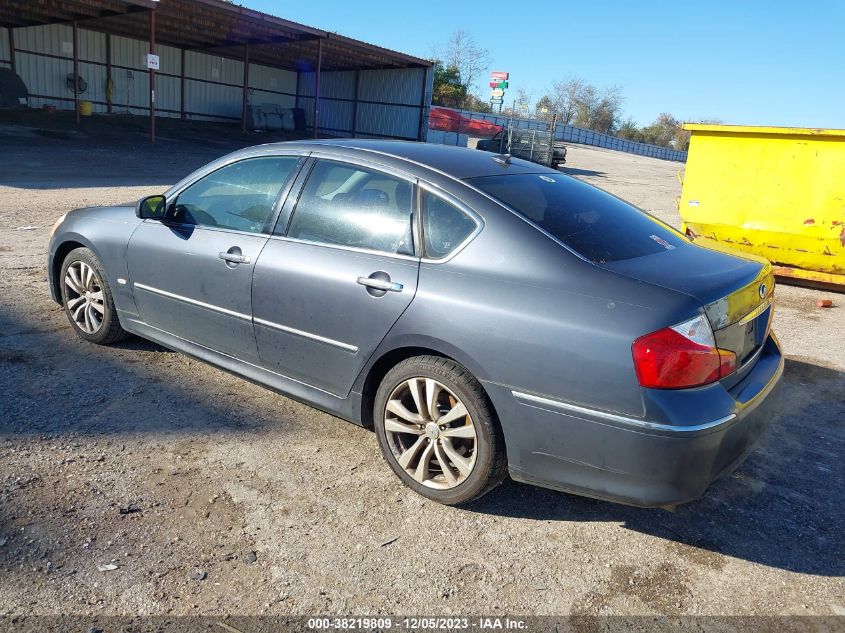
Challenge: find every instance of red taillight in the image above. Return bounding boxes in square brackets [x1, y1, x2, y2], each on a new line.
[632, 315, 736, 389]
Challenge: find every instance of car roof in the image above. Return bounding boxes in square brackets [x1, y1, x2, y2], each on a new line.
[254, 139, 553, 180]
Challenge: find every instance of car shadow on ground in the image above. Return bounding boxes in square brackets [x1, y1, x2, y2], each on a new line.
[466, 359, 845, 577]
[558, 166, 606, 178]
[3, 297, 843, 577]
[0, 306, 293, 438]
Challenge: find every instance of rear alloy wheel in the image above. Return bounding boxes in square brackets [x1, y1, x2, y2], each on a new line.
[374, 356, 507, 505]
[60, 247, 126, 345]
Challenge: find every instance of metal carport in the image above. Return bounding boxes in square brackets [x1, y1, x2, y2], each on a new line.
[0, 0, 433, 141]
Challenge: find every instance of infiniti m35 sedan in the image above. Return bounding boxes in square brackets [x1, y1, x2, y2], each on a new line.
[48, 140, 783, 506]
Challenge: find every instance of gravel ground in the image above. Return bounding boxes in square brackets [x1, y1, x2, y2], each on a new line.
[0, 123, 843, 619]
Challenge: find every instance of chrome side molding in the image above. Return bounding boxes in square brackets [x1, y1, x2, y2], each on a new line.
[511, 390, 736, 433]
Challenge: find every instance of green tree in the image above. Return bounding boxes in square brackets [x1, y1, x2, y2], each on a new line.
[464, 93, 492, 113]
[534, 95, 555, 123]
[432, 60, 467, 109]
[616, 118, 643, 142]
[640, 113, 682, 147]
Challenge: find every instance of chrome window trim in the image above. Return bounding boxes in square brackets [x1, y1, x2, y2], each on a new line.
[266, 234, 420, 262]
[133, 282, 252, 321]
[284, 152, 484, 265]
[511, 390, 737, 433]
[305, 150, 420, 184]
[253, 317, 358, 353]
[417, 180, 484, 264]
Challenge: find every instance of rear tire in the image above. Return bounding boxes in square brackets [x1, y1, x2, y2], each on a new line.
[374, 355, 507, 505]
[59, 247, 127, 345]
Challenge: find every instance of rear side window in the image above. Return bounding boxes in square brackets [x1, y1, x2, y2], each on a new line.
[468, 173, 687, 263]
[286, 160, 415, 256]
[421, 191, 477, 259]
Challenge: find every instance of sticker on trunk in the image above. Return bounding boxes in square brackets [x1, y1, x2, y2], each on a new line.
[650, 234, 676, 250]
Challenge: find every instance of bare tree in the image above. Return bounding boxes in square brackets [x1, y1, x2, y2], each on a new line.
[548, 76, 623, 133]
[549, 76, 585, 125]
[514, 88, 532, 117]
[433, 29, 491, 96]
[583, 85, 623, 134]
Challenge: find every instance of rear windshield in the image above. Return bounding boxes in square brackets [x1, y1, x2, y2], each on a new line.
[468, 173, 687, 263]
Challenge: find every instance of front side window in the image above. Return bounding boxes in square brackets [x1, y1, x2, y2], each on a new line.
[421, 191, 477, 259]
[468, 173, 688, 263]
[170, 156, 299, 234]
[286, 160, 414, 256]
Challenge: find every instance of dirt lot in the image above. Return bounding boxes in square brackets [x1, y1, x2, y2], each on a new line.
[0, 120, 843, 619]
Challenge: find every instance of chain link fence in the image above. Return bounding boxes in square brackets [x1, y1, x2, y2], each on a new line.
[426, 106, 687, 163]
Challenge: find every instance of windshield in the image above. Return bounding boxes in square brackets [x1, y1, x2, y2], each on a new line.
[468, 173, 688, 263]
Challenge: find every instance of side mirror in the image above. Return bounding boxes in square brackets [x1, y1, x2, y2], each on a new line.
[136, 195, 166, 220]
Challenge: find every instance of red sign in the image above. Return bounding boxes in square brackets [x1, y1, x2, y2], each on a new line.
[489, 81, 500, 88]
[491, 71, 509, 80]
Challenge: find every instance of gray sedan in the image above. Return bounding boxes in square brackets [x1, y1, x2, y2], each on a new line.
[48, 140, 783, 507]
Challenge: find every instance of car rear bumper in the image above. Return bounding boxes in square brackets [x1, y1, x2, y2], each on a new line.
[486, 334, 784, 507]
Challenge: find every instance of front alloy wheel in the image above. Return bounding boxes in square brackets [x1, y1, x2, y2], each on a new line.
[59, 247, 126, 345]
[64, 260, 105, 334]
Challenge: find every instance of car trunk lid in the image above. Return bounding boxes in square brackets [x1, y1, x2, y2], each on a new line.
[602, 244, 775, 381]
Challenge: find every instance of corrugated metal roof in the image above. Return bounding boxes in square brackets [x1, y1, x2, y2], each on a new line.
[0, 0, 431, 71]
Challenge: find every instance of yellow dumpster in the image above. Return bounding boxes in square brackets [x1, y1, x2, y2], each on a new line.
[679, 124, 845, 290]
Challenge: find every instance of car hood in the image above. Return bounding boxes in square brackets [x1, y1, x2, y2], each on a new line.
[64, 202, 140, 226]
[69, 202, 136, 217]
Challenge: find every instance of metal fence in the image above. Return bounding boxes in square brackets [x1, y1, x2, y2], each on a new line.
[426, 106, 687, 162]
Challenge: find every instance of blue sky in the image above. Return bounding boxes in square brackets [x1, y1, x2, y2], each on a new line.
[242, 0, 843, 128]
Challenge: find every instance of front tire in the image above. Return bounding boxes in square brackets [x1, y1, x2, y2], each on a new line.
[59, 247, 126, 345]
[374, 356, 507, 505]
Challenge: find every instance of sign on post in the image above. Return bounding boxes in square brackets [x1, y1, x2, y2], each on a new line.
[490, 71, 509, 113]
[146, 54, 160, 70]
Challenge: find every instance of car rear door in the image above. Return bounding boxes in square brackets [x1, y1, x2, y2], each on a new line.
[252, 157, 420, 396]
[126, 154, 303, 362]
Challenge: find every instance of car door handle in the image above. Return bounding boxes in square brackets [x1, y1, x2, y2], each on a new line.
[357, 276, 403, 292]
[219, 252, 251, 264]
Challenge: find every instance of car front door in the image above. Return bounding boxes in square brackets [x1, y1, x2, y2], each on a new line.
[126, 155, 302, 362]
[252, 158, 419, 396]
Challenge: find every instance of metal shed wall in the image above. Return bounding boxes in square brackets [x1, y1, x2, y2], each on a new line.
[0, 27, 10, 69]
[5, 23, 298, 122]
[249, 62, 297, 110]
[298, 66, 431, 140]
[13, 24, 107, 112]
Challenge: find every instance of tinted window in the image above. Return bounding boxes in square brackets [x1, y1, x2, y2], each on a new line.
[287, 160, 414, 255]
[171, 156, 298, 233]
[468, 173, 687, 263]
[422, 192, 476, 259]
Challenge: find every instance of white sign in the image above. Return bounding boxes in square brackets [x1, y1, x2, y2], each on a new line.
[62, 41, 73, 55]
[145, 54, 160, 70]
